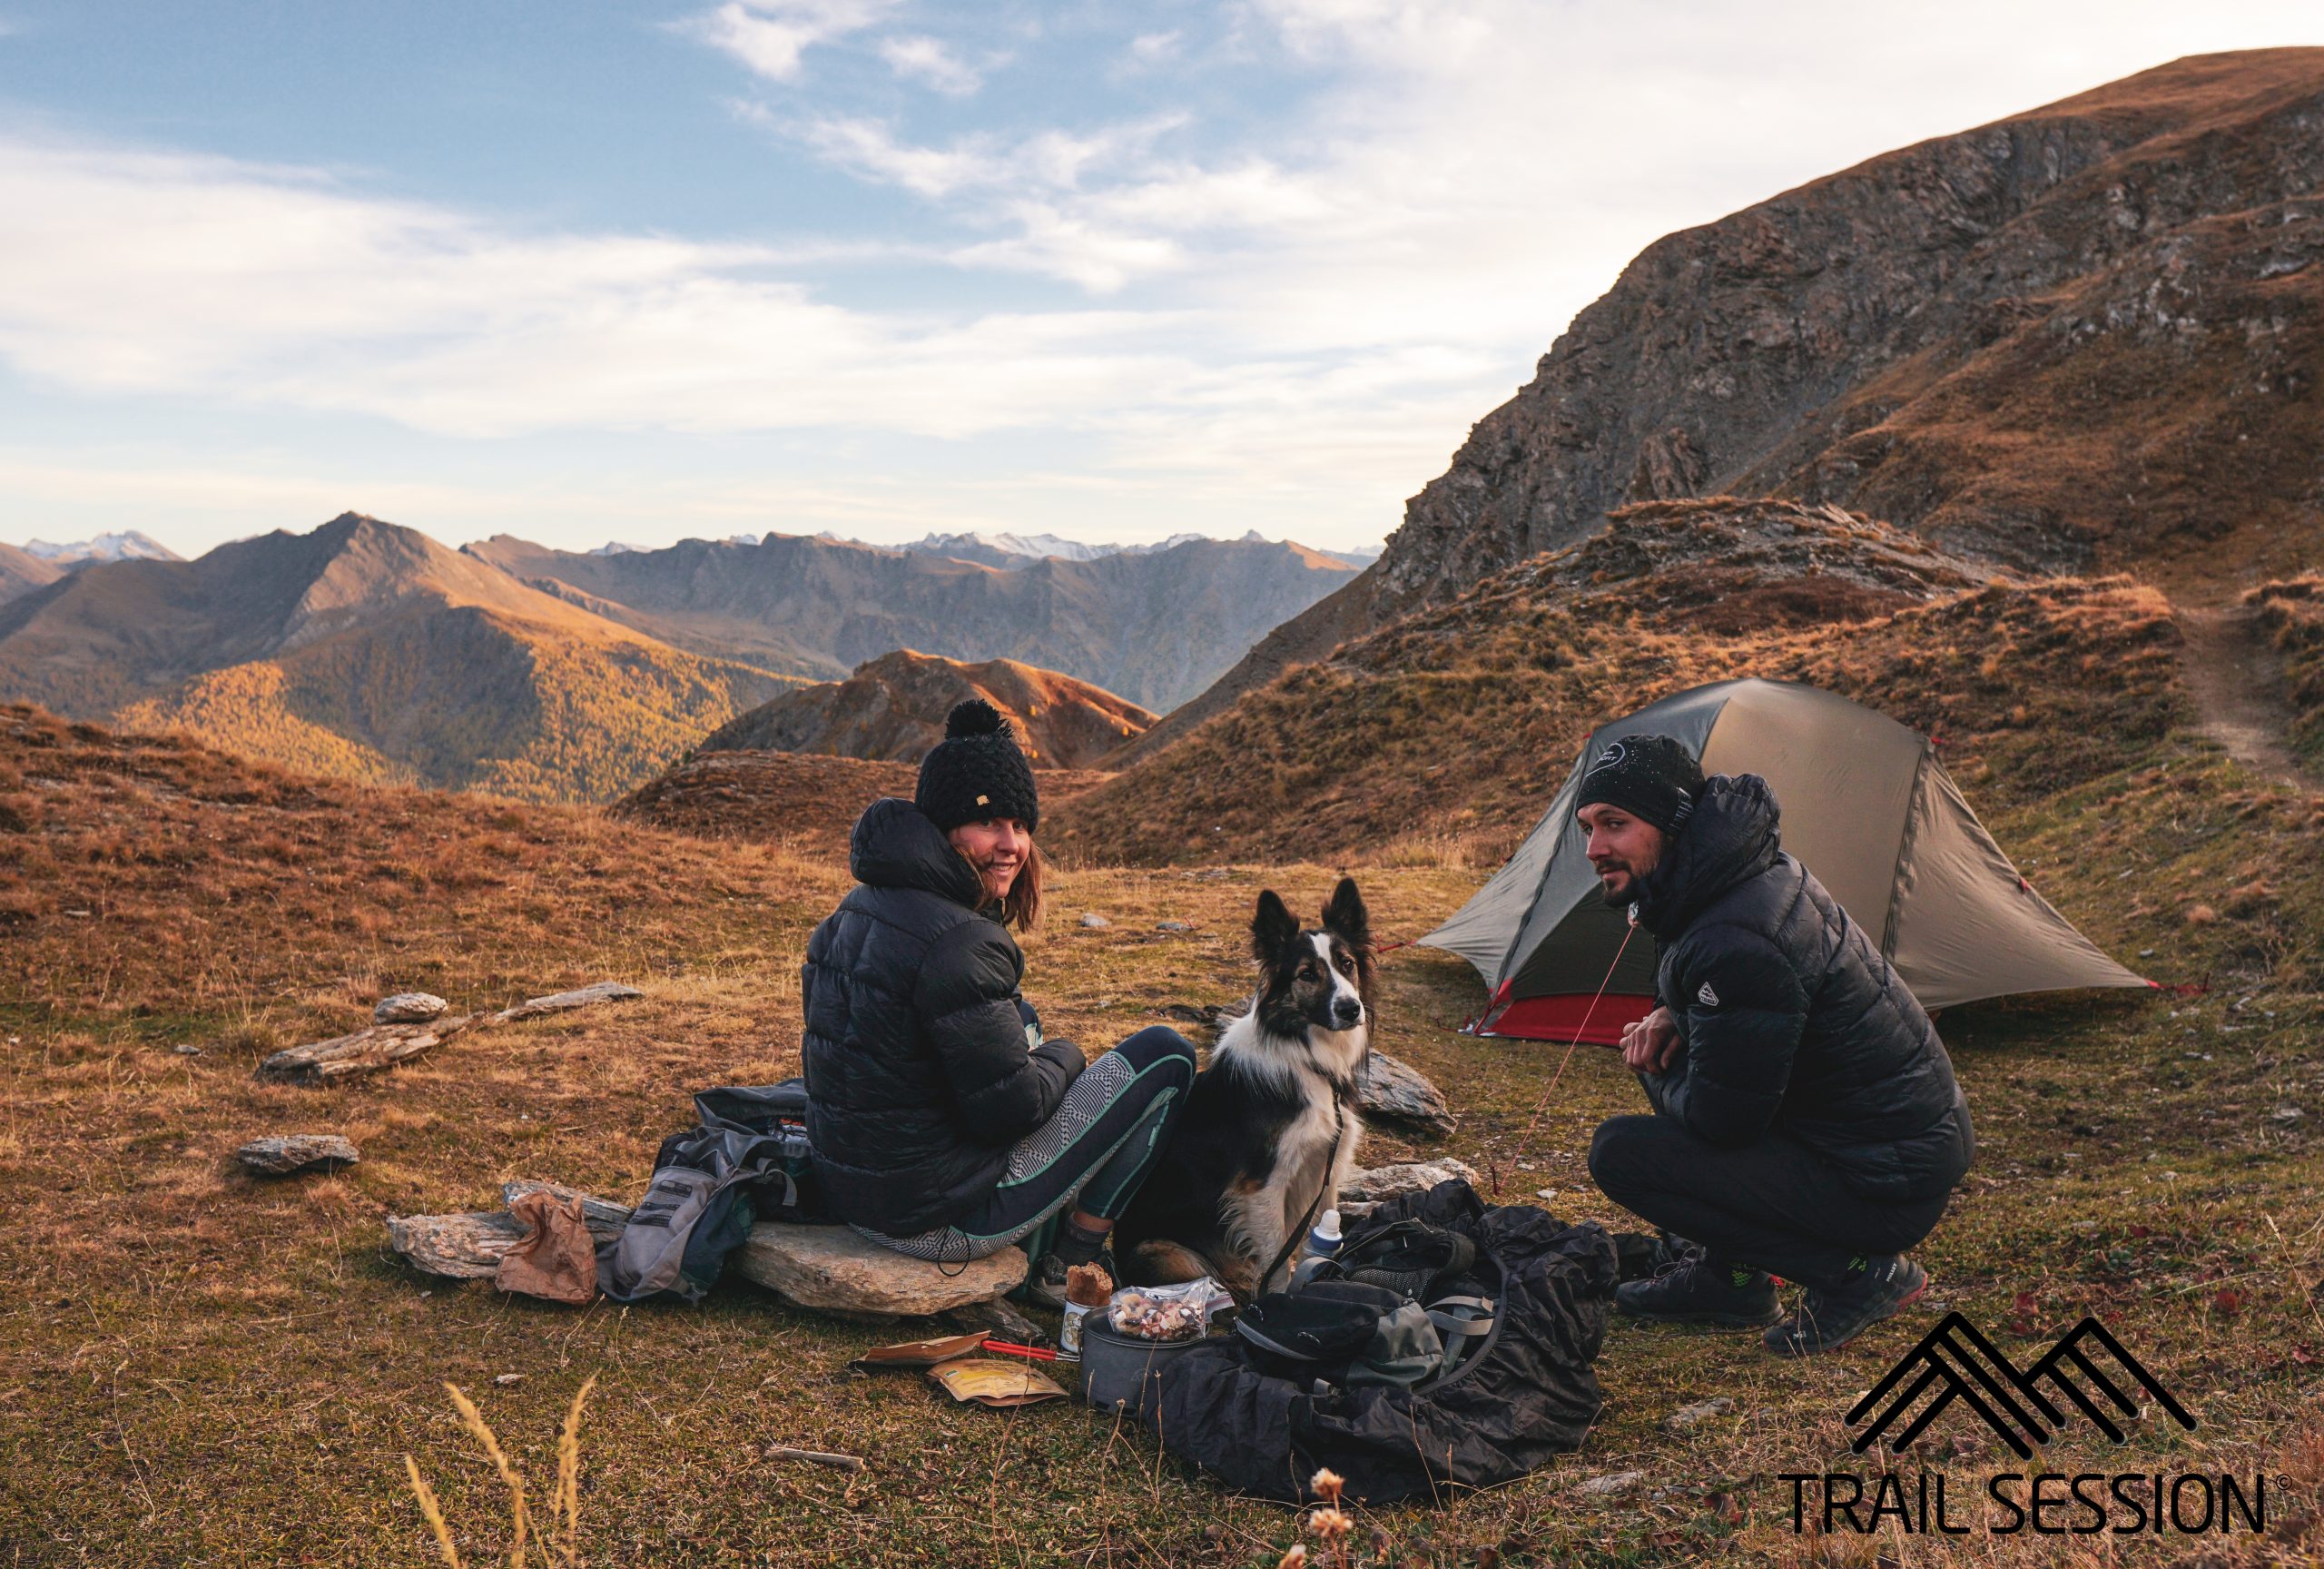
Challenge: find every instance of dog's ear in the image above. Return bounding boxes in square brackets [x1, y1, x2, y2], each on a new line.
[1321, 877, 1371, 952]
[1251, 889, 1299, 968]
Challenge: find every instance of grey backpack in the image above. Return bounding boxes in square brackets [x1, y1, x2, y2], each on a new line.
[596, 1089, 791, 1304]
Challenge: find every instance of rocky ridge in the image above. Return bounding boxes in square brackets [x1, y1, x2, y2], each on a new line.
[1126, 49, 2324, 762]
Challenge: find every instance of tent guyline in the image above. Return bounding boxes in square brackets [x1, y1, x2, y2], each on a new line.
[1420, 679, 2149, 1045]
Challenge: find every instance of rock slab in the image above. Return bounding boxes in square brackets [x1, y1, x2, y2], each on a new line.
[734, 1225, 1024, 1317]
[237, 1133, 360, 1175]
[1355, 1053, 1457, 1137]
[1341, 1159, 1481, 1204]
[388, 1210, 528, 1278]
[374, 992, 448, 1025]
[492, 981, 645, 1024]
[254, 1013, 485, 1086]
[1668, 1396, 1737, 1432]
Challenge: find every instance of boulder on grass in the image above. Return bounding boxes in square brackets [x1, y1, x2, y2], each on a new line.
[237, 1133, 360, 1175]
[733, 1225, 1023, 1318]
[388, 1211, 528, 1278]
[1356, 1053, 1457, 1137]
[254, 1013, 484, 1085]
[1341, 1158, 1481, 1205]
[374, 992, 448, 1025]
[491, 982, 645, 1024]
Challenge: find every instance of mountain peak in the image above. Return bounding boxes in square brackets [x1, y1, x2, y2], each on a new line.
[22, 530, 182, 566]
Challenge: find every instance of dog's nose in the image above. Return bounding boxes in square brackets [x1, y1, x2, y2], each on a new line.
[1333, 999, 1363, 1029]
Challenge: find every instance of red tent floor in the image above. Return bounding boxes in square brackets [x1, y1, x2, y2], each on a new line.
[1469, 991, 1657, 1044]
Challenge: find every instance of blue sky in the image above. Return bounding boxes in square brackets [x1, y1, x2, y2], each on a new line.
[0, 2, 2316, 558]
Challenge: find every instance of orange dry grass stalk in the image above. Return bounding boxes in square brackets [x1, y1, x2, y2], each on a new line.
[401, 1377, 596, 1569]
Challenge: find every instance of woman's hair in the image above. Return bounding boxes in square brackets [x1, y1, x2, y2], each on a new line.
[962, 839, 1043, 932]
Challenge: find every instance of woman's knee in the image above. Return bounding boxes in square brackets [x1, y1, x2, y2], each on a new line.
[1116, 1024, 1198, 1077]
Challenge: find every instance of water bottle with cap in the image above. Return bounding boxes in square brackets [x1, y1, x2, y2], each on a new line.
[1289, 1208, 1344, 1290]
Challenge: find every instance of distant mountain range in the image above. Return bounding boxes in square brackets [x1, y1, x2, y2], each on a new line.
[462, 529, 1360, 713]
[699, 650, 1154, 769]
[23, 530, 182, 566]
[1122, 48, 2324, 764]
[0, 513, 790, 802]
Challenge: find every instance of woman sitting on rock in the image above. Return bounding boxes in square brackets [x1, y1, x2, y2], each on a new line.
[801, 699, 1197, 1308]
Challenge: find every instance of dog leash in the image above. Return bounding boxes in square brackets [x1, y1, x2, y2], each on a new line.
[1507, 918, 1640, 1168]
[1258, 1083, 1348, 1293]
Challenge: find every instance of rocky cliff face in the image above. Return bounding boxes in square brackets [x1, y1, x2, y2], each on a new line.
[698, 650, 1153, 768]
[1128, 48, 2324, 762]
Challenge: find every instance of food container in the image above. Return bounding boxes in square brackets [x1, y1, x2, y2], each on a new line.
[1078, 1317, 1215, 1415]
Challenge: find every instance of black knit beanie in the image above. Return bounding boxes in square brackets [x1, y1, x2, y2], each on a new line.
[1575, 733, 1704, 835]
[916, 699, 1039, 834]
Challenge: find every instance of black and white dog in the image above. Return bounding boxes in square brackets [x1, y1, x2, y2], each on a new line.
[1114, 878, 1374, 1298]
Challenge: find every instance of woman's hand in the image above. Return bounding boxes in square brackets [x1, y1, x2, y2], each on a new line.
[1618, 1006, 1680, 1073]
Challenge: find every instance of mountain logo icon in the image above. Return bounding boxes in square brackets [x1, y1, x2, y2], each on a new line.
[1847, 1312, 2195, 1460]
[1697, 981, 1719, 1006]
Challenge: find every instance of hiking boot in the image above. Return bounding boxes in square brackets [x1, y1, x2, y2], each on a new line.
[1762, 1256, 1928, 1357]
[1024, 1248, 1117, 1311]
[1614, 1257, 1780, 1327]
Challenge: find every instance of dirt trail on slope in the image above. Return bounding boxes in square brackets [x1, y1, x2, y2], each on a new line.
[2176, 604, 2304, 781]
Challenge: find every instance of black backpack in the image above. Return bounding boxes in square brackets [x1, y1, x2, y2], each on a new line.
[1138, 1180, 1618, 1505]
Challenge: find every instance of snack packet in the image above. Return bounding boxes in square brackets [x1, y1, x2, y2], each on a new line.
[1107, 1278, 1231, 1342]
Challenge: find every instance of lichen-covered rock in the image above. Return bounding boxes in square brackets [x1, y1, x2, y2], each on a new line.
[1341, 1158, 1480, 1204]
[733, 1225, 1023, 1318]
[237, 1134, 360, 1175]
[254, 1014, 483, 1085]
[490, 981, 644, 1023]
[1355, 1053, 1456, 1137]
[387, 1210, 527, 1278]
[374, 992, 448, 1025]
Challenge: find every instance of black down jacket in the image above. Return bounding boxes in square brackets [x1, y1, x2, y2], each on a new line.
[1631, 775, 1975, 1202]
[801, 798, 1084, 1237]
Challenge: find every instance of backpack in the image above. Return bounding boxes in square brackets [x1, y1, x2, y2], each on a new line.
[597, 1078, 829, 1305]
[1137, 1180, 1618, 1505]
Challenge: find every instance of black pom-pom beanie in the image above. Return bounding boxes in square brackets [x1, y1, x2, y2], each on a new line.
[916, 698, 1039, 834]
[1575, 733, 1704, 835]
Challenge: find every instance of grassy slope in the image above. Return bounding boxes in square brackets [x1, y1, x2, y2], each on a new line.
[113, 608, 793, 805]
[2, 638, 2321, 1568]
[1048, 507, 2182, 877]
[2249, 575, 2324, 765]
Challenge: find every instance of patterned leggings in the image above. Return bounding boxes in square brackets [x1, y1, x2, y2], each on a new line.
[855, 1025, 1197, 1262]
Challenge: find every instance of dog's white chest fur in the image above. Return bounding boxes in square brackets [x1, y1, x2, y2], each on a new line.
[1210, 1006, 1366, 1292]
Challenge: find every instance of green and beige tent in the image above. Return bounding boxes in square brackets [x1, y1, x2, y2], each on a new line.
[1421, 679, 2149, 1040]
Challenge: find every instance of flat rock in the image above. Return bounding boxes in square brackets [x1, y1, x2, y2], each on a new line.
[255, 1013, 485, 1086]
[1355, 1053, 1456, 1137]
[374, 992, 448, 1024]
[733, 1224, 1024, 1317]
[1341, 1159, 1481, 1203]
[1078, 913, 1112, 929]
[237, 1133, 360, 1175]
[1575, 1470, 1648, 1496]
[1668, 1396, 1736, 1432]
[388, 1210, 527, 1278]
[1154, 920, 1190, 933]
[501, 1180, 633, 1244]
[491, 981, 645, 1024]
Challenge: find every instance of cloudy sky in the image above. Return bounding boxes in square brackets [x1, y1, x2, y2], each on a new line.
[0, 2, 2315, 558]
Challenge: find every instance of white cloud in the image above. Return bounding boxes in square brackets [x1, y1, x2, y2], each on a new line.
[678, 0, 895, 84]
[878, 35, 989, 95]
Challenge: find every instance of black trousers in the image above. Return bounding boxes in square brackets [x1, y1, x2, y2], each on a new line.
[1588, 1110, 1951, 1292]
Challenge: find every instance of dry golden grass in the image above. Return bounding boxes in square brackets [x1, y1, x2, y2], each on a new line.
[2, 653, 2320, 1564]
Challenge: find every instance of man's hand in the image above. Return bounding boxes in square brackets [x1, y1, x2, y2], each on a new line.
[1619, 1006, 1680, 1073]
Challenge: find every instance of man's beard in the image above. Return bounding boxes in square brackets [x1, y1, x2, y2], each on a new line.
[1595, 868, 1630, 908]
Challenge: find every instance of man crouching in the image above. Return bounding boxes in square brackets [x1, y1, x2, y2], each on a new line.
[1577, 735, 1974, 1356]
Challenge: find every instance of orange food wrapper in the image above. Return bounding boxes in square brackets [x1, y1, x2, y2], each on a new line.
[926, 1358, 1068, 1408]
[848, 1330, 990, 1371]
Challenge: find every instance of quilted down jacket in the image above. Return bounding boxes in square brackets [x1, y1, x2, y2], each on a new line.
[801, 797, 1084, 1237]
[1631, 775, 1975, 1201]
